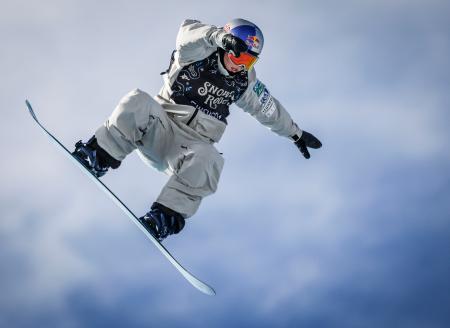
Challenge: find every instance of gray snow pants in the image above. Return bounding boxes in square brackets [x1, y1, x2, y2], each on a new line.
[95, 89, 224, 218]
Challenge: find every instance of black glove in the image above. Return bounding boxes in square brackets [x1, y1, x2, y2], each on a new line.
[222, 34, 248, 57]
[292, 131, 322, 159]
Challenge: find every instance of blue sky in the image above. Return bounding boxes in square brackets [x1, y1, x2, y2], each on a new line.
[1, 0, 449, 327]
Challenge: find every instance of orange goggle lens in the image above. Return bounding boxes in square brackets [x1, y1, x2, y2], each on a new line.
[228, 52, 258, 71]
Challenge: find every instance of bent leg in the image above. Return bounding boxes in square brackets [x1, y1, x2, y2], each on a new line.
[156, 143, 224, 218]
[95, 88, 171, 161]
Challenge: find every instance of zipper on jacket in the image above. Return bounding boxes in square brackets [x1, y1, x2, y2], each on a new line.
[186, 108, 199, 126]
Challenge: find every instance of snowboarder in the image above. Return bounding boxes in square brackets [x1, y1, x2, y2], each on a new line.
[72, 18, 322, 242]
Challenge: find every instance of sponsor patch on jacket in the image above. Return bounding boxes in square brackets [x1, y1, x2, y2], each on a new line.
[256, 84, 276, 118]
[253, 80, 265, 97]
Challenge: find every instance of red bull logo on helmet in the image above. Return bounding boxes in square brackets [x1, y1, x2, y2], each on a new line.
[246, 35, 260, 49]
[224, 18, 264, 55]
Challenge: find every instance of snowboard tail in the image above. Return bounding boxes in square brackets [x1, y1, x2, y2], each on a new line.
[25, 100, 215, 296]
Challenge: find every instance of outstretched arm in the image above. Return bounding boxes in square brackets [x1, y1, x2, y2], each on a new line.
[236, 69, 322, 159]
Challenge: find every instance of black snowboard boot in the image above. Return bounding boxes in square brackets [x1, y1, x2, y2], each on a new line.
[138, 203, 185, 242]
[72, 136, 121, 177]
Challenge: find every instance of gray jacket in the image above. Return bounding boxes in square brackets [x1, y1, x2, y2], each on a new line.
[156, 19, 301, 143]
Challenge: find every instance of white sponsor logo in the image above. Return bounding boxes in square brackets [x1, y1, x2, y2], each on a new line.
[192, 102, 223, 120]
[198, 81, 235, 109]
[258, 88, 276, 118]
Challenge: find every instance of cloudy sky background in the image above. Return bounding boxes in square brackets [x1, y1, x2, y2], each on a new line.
[1, 0, 449, 327]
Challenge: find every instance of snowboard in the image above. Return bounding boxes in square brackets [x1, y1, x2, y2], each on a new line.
[25, 100, 216, 296]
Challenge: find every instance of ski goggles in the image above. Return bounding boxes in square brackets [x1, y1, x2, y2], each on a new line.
[228, 51, 258, 71]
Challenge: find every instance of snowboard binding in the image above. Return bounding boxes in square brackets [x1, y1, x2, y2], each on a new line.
[138, 203, 185, 242]
[72, 136, 121, 178]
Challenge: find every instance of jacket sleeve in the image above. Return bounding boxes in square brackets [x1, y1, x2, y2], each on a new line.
[175, 19, 227, 65]
[235, 69, 301, 138]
